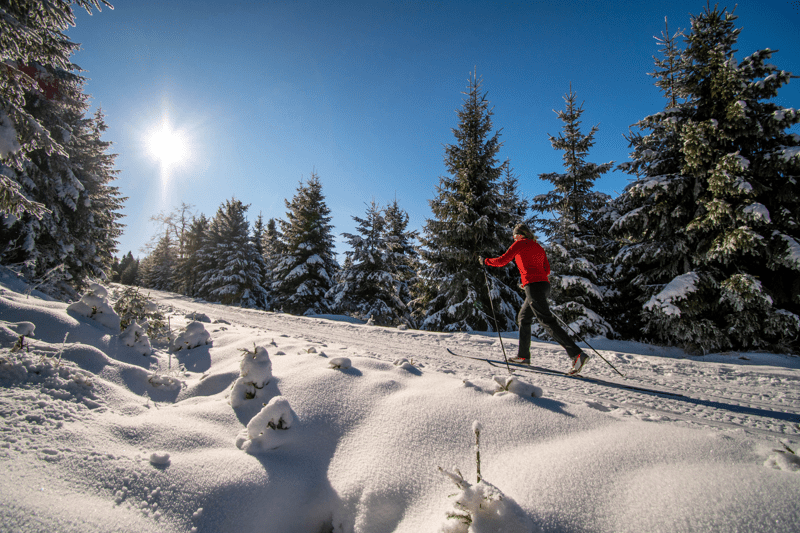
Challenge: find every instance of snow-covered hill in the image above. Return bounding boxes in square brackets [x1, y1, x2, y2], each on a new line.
[1, 273, 799, 533]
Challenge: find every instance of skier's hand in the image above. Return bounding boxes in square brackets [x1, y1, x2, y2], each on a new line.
[479, 256, 486, 266]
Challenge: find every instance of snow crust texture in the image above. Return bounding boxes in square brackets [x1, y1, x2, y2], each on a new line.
[1, 279, 800, 533]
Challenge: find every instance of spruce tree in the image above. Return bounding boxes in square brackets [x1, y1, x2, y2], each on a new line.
[176, 214, 208, 297]
[383, 198, 419, 325]
[494, 162, 531, 298]
[531, 86, 614, 339]
[327, 200, 413, 326]
[261, 217, 284, 300]
[196, 198, 269, 308]
[0, 0, 112, 219]
[414, 73, 519, 332]
[608, 17, 695, 339]
[141, 232, 176, 291]
[272, 173, 338, 315]
[0, 1, 122, 288]
[120, 255, 139, 286]
[613, 6, 800, 352]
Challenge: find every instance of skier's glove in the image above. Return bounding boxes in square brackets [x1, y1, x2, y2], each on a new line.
[479, 256, 486, 266]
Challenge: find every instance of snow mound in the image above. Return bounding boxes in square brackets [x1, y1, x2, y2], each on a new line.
[493, 375, 543, 398]
[236, 396, 296, 453]
[66, 283, 121, 330]
[171, 321, 211, 351]
[329, 357, 352, 370]
[230, 346, 273, 408]
[120, 319, 152, 356]
[149, 451, 171, 466]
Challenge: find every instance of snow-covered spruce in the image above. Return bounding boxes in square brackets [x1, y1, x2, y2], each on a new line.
[113, 286, 168, 341]
[66, 283, 121, 330]
[531, 86, 614, 340]
[230, 346, 273, 408]
[394, 357, 416, 370]
[327, 199, 416, 327]
[119, 319, 152, 356]
[414, 73, 522, 333]
[271, 172, 338, 316]
[438, 421, 532, 533]
[2, 320, 35, 351]
[235, 396, 296, 454]
[194, 198, 270, 309]
[608, 6, 800, 352]
[171, 321, 211, 352]
[328, 357, 351, 370]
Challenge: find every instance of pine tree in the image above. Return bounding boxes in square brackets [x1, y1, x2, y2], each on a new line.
[531, 86, 614, 339]
[112, 251, 134, 283]
[196, 198, 269, 308]
[0, 79, 124, 287]
[414, 73, 520, 332]
[0, 1, 122, 288]
[494, 162, 531, 298]
[608, 17, 695, 339]
[0, 0, 112, 219]
[261, 217, 284, 300]
[176, 214, 208, 297]
[67, 108, 126, 280]
[383, 198, 419, 325]
[272, 173, 338, 315]
[328, 200, 413, 326]
[141, 232, 176, 291]
[613, 6, 800, 352]
[120, 255, 139, 286]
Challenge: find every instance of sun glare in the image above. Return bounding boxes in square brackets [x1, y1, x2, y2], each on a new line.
[148, 120, 188, 166]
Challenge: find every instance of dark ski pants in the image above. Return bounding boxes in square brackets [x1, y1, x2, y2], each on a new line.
[517, 282, 582, 360]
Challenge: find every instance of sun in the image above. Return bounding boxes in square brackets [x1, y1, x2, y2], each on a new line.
[148, 119, 188, 166]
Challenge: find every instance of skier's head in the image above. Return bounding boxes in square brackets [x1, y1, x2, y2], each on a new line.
[513, 224, 535, 241]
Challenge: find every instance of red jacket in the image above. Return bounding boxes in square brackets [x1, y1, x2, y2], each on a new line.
[484, 237, 550, 286]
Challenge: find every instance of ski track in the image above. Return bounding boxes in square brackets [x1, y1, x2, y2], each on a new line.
[154, 291, 800, 440]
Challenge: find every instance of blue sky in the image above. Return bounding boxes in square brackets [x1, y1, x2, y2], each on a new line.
[66, 0, 800, 259]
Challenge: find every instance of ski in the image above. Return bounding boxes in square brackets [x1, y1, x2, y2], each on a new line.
[445, 348, 686, 398]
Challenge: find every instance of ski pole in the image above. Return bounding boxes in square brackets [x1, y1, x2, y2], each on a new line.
[553, 311, 626, 378]
[481, 265, 512, 374]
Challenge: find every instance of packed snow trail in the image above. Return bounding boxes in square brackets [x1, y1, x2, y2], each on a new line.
[151, 289, 800, 440]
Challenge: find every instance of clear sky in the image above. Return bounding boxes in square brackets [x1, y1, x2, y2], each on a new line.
[66, 0, 800, 259]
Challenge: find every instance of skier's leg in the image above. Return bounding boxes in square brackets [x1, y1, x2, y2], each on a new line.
[516, 289, 534, 360]
[526, 282, 582, 359]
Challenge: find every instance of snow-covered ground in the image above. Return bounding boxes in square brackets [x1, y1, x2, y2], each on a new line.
[1, 272, 799, 533]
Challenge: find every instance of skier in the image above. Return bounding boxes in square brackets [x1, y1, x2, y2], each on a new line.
[481, 224, 589, 375]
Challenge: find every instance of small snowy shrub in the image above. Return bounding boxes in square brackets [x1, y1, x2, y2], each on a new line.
[67, 283, 121, 330]
[113, 287, 168, 340]
[171, 321, 211, 352]
[765, 441, 800, 473]
[3, 321, 35, 352]
[230, 345, 272, 408]
[149, 452, 171, 466]
[438, 421, 531, 533]
[119, 319, 152, 356]
[147, 361, 185, 390]
[328, 357, 351, 370]
[235, 396, 296, 453]
[394, 357, 416, 370]
[493, 376, 543, 398]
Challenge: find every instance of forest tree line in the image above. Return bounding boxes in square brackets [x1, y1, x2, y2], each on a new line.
[2, 3, 798, 353]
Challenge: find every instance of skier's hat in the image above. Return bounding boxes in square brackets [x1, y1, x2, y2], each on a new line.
[513, 224, 534, 240]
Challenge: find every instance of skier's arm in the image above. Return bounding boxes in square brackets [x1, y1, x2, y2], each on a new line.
[484, 241, 521, 268]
